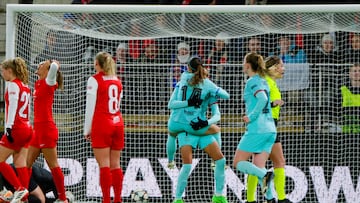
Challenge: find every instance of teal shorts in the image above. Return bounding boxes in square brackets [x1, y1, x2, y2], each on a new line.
[177, 132, 215, 150]
[167, 119, 211, 136]
[237, 132, 276, 154]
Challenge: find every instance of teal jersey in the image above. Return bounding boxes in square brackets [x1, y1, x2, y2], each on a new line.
[243, 74, 276, 134]
[168, 71, 226, 124]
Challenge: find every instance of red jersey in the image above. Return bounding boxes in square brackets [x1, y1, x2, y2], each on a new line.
[92, 72, 123, 126]
[33, 79, 58, 123]
[5, 79, 31, 129]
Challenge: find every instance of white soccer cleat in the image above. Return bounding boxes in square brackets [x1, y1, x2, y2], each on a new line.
[65, 191, 75, 203]
[10, 188, 28, 203]
[0, 188, 13, 202]
[167, 161, 176, 169]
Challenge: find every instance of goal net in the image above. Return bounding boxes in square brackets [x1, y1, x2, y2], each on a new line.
[5, 4, 360, 203]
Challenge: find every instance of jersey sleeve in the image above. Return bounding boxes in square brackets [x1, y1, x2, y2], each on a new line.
[214, 87, 230, 100]
[6, 82, 20, 128]
[46, 62, 58, 86]
[83, 77, 98, 135]
[206, 79, 230, 100]
[207, 97, 221, 125]
[247, 90, 268, 122]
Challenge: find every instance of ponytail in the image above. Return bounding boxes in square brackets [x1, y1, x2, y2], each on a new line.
[245, 52, 266, 77]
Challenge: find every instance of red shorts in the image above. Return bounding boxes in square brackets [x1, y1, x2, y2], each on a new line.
[91, 120, 124, 150]
[0, 126, 33, 151]
[30, 122, 58, 148]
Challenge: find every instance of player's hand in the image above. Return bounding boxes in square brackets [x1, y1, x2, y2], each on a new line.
[272, 99, 285, 107]
[190, 117, 208, 130]
[242, 115, 250, 124]
[188, 97, 203, 108]
[84, 134, 91, 141]
[5, 128, 14, 143]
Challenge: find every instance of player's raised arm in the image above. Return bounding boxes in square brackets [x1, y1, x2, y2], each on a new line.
[46, 61, 59, 86]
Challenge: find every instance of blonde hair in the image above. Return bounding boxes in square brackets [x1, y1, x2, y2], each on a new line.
[244, 52, 266, 77]
[264, 55, 281, 73]
[1, 57, 29, 84]
[95, 52, 116, 76]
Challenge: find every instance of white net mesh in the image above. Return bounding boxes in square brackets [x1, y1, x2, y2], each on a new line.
[6, 4, 360, 203]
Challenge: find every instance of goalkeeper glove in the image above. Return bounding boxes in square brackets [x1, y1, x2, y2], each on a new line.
[190, 117, 208, 130]
[5, 128, 13, 143]
[188, 97, 203, 108]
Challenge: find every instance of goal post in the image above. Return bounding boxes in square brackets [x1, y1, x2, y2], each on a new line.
[5, 4, 360, 203]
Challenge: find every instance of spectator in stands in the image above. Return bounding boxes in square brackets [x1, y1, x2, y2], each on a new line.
[138, 39, 169, 64]
[34, 30, 58, 65]
[83, 46, 96, 64]
[115, 42, 131, 76]
[345, 34, 360, 64]
[309, 33, 341, 64]
[270, 34, 307, 63]
[340, 63, 360, 134]
[35, 29, 84, 65]
[171, 42, 191, 88]
[307, 33, 342, 131]
[241, 36, 268, 60]
[137, 39, 169, 113]
[206, 32, 230, 85]
[128, 19, 142, 61]
[63, 13, 78, 30]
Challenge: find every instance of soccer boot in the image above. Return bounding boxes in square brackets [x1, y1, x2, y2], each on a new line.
[0, 188, 13, 202]
[212, 195, 228, 203]
[167, 161, 176, 169]
[65, 191, 75, 203]
[261, 171, 274, 195]
[10, 188, 28, 203]
[172, 199, 184, 203]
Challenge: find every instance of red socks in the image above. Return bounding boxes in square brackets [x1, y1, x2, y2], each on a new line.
[16, 167, 29, 189]
[100, 167, 112, 203]
[50, 167, 67, 201]
[0, 162, 23, 190]
[111, 168, 123, 203]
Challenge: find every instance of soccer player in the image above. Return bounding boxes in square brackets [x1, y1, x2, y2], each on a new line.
[169, 57, 228, 203]
[246, 56, 291, 203]
[0, 57, 32, 203]
[166, 56, 229, 168]
[26, 60, 68, 203]
[83, 52, 124, 203]
[232, 53, 276, 197]
[340, 63, 360, 133]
